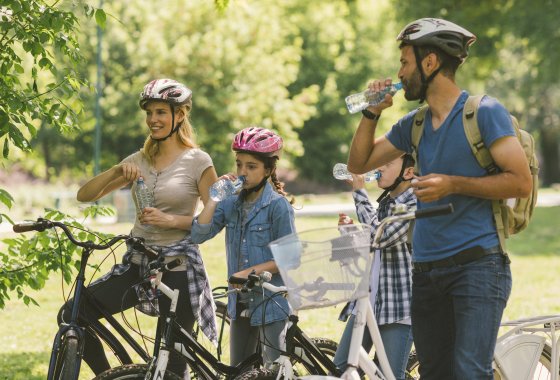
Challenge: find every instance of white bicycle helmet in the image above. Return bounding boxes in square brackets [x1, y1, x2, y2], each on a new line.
[139, 79, 192, 109]
[397, 18, 476, 61]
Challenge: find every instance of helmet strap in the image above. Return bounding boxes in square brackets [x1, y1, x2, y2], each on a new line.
[413, 45, 441, 103]
[151, 104, 179, 142]
[240, 176, 269, 199]
[375, 158, 413, 203]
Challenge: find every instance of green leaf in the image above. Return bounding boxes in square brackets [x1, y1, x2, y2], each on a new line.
[95, 9, 106, 29]
[3, 139, 8, 158]
[0, 189, 14, 209]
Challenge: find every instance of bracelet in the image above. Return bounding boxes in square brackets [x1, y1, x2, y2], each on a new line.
[361, 109, 381, 121]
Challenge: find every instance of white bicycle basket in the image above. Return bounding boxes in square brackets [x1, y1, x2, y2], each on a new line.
[269, 224, 372, 310]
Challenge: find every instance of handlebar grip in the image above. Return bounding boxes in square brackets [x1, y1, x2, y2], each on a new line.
[164, 258, 183, 271]
[131, 237, 160, 259]
[415, 204, 454, 219]
[228, 275, 246, 285]
[13, 220, 50, 233]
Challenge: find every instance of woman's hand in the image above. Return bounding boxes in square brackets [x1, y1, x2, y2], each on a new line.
[139, 207, 175, 228]
[117, 162, 142, 183]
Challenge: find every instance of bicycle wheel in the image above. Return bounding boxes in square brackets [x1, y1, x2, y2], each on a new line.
[522, 343, 559, 380]
[52, 330, 80, 380]
[406, 344, 560, 379]
[234, 368, 277, 380]
[93, 364, 182, 380]
[291, 337, 338, 376]
[192, 300, 231, 364]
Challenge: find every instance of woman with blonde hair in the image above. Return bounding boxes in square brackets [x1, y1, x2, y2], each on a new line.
[60, 79, 218, 378]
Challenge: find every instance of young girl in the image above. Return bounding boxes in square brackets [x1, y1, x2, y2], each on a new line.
[191, 126, 296, 367]
[334, 154, 416, 380]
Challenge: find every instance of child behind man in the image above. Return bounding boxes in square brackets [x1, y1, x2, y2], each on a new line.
[333, 154, 416, 380]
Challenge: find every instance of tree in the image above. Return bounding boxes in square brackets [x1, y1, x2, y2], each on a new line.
[0, 0, 106, 307]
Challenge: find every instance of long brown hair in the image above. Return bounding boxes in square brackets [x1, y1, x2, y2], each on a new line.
[141, 103, 197, 163]
[263, 156, 295, 205]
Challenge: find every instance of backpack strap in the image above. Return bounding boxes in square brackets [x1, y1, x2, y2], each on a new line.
[411, 105, 429, 173]
[462, 95, 499, 174]
[462, 95, 507, 251]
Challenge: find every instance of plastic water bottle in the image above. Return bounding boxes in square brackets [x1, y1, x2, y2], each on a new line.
[345, 82, 403, 114]
[209, 176, 246, 201]
[333, 163, 381, 182]
[135, 176, 154, 211]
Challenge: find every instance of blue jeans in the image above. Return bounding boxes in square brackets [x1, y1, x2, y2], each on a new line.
[333, 314, 413, 380]
[411, 253, 511, 380]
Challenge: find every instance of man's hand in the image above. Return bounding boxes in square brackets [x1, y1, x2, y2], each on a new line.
[411, 174, 454, 203]
[364, 78, 396, 115]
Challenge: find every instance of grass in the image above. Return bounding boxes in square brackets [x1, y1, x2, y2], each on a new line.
[1, 208, 560, 379]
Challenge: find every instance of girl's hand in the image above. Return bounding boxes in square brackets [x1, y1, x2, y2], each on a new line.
[229, 269, 253, 289]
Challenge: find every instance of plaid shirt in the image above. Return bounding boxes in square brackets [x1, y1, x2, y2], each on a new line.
[92, 236, 218, 344]
[339, 187, 416, 325]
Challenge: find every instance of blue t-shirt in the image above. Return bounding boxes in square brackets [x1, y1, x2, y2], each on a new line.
[386, 91, 515, 262]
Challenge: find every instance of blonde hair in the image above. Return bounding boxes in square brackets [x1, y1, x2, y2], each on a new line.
[141, 103, 198, 163]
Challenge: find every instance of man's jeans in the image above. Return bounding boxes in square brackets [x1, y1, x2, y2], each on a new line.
[333, 314, 414, 380]
[411, 253, 512, 380]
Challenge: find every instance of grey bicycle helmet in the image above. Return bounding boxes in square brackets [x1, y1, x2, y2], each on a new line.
[397, 18, 476, 62]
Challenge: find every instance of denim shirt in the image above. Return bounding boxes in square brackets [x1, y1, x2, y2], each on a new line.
[191, 182, 296, 326]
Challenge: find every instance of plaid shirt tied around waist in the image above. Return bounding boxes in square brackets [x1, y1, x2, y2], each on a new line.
[93, 236, 218, 344]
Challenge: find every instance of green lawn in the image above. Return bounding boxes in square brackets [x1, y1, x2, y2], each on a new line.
[1, 208, 559, 379]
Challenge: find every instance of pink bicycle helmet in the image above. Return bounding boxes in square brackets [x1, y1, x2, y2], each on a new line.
[232, 127, 283, 158]
[397, 18, 476, 62]
[139, 79, 192, 109]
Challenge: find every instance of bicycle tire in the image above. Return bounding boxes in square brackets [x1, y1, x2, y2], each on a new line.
[405, 344, 560, 379]
[236, 337, 338, 379]
[291, 337, 338, 376]
[92, 364, 182, 380]
[52, 331, 80, 380]
[234, 368, 277, 380]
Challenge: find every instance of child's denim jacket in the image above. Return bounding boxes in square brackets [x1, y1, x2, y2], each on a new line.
[191, 182, 295, 326]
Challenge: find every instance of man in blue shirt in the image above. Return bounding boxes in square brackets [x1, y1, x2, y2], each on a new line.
[347, 18, 532, 379]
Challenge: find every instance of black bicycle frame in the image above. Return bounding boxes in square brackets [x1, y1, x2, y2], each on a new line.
[47, 245, 151, 380]
[152, 314, 261, 379]
[286, 315, 341, 376]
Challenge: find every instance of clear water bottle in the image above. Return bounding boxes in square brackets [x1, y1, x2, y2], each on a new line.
[209, 176, 246, 201]
[135, 176, 154, 211]
[345, 82, 403, 114]
[333, 163, 381, 182]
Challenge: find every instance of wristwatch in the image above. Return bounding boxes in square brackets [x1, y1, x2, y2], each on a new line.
[361, 109, 381, 121]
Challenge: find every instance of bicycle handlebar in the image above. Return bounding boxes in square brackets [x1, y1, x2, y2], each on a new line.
[415, 203, 454, 219]
[12, 218, 159, 259]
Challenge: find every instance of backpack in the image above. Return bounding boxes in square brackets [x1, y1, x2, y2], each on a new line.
[410, 95, 539, 251]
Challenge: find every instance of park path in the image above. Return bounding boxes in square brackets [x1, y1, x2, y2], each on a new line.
[295, 191, 560, 216]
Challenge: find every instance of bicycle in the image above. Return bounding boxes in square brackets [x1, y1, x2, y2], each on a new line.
[13, 218, 161, 380]
[251, 203, 454, 380]
[227, 273, 341, 380]
[12, 218, 232, 380]
[93, 261, 341, 379]
[406, 314, 560, 379]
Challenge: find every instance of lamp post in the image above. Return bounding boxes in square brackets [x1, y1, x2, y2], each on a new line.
[93, 0, 103, 175]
